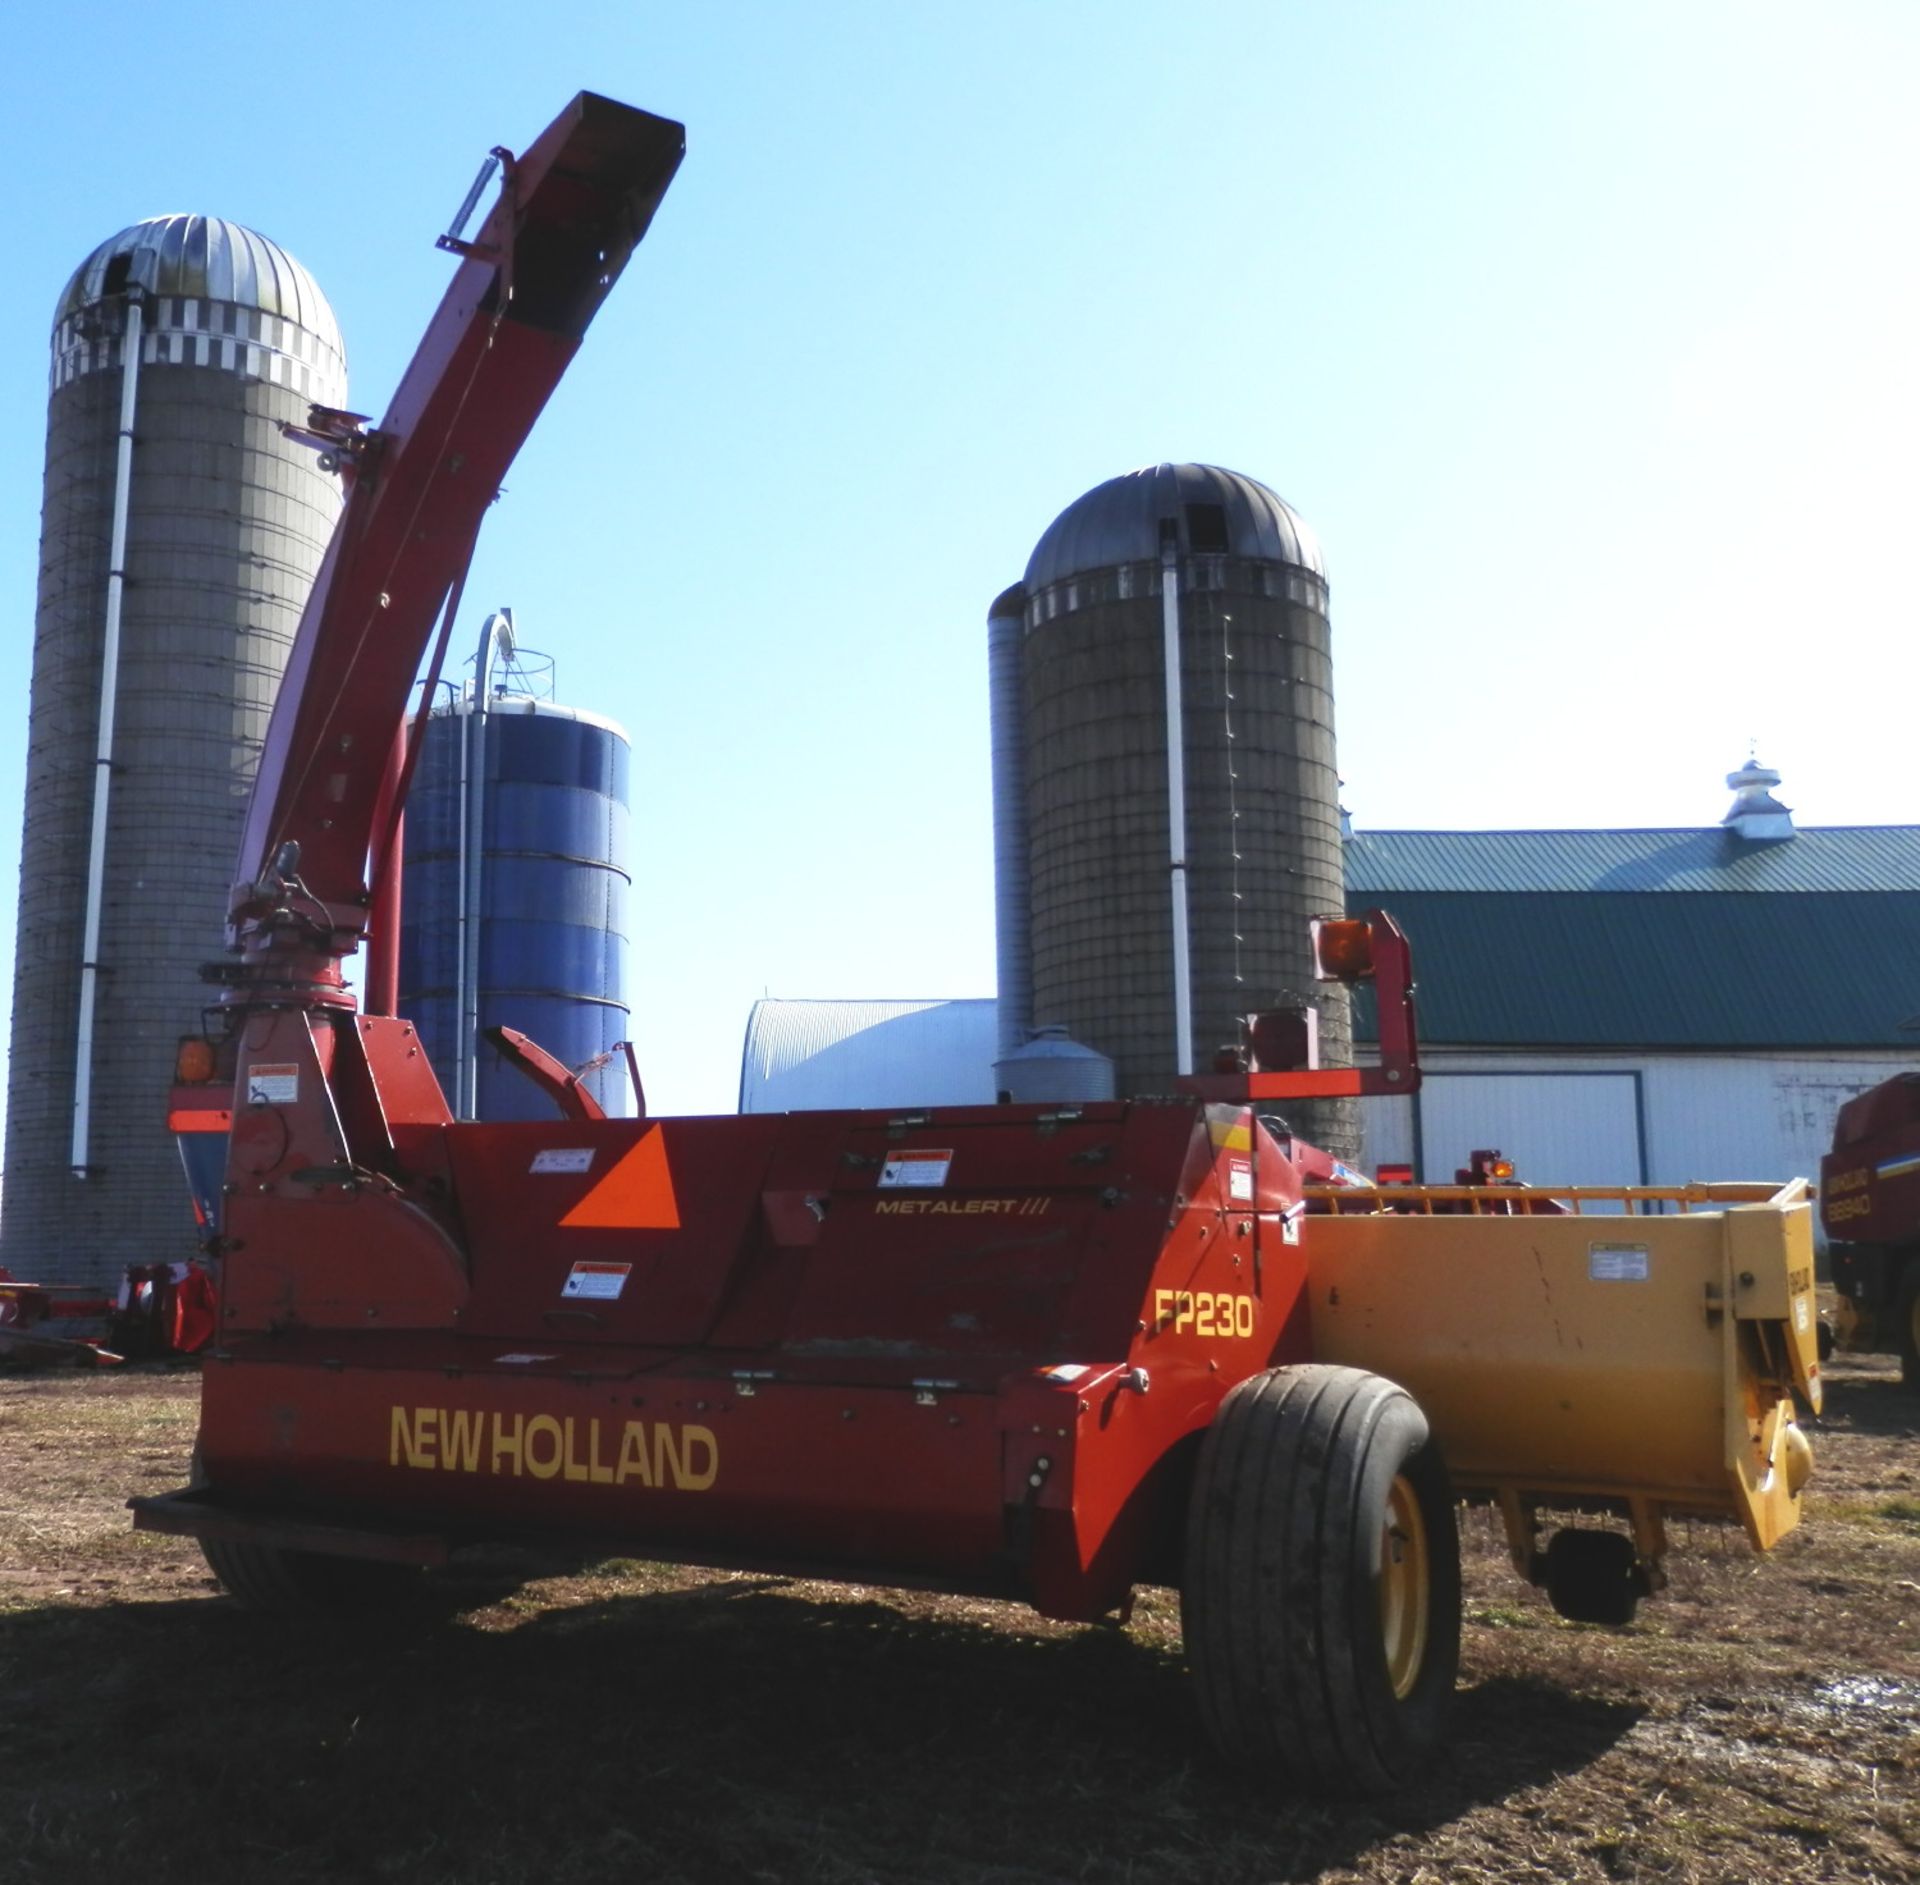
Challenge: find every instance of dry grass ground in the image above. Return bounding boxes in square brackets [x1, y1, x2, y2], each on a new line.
[0, 1357, 1914, 1885]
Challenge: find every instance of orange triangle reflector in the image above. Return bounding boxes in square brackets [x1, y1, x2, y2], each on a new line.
[560, 1125, 681, 1230]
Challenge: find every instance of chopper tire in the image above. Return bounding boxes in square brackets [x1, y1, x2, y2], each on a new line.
[1181, 1363, 1460, 1795]
[201, 1536, 424, 1615]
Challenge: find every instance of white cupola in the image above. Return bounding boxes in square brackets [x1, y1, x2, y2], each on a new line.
[1722, 754, 1795, 842]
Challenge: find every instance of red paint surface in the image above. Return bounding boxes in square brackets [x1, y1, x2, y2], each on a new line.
[197, 1086, 1313, 1619]
[168, 97, 1333, 1627]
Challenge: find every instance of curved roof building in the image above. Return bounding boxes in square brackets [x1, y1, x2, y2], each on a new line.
[740, 1000, 997, 1113]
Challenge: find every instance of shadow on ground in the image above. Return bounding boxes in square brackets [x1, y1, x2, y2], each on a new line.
[0, 1575, 1642, 1885]
[1811, 1369, 1920, 1441]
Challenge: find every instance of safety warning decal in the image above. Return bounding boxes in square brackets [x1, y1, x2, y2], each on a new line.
[1589, 1243, 1650, 1283]
[531, 1148, 595, 1175]
[1228, 1159, 1254, 1204]
[560, 1126, 680, 1230]
[879, 1149, 953, 1189]
[246, 1064, 299, 1106]
[562, 1261, 632, 1301]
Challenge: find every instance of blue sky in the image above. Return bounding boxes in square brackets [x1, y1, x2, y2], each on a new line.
[2, 2, 1915, 1114]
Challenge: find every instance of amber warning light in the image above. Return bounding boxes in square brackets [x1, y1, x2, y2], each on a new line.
[174, 1038, 217, 1084]
[1311, 917, 1375, 982]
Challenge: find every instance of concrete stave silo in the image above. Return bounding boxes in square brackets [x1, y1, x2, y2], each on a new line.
[4, 217, 346, 1288]
[993, 462, 1357, 1158]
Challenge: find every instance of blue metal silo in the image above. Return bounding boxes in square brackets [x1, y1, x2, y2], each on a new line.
[399, 613, 633, 1119]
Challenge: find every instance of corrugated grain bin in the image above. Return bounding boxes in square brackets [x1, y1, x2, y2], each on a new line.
[399, 697, 632, 1120]
[993, 1027, 1116, 1105]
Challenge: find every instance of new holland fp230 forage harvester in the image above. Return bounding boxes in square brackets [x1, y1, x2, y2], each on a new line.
[132, 93, 1823, 1795]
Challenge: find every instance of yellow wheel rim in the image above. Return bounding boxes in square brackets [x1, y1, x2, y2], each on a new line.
[1380, 1474, 1431, 1701]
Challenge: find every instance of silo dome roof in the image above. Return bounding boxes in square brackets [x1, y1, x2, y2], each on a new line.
[55, 216, 343, 359]
[1024, 462, 1323, 590]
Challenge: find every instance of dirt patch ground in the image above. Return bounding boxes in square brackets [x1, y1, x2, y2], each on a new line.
[0, 1358, 1914, 1885]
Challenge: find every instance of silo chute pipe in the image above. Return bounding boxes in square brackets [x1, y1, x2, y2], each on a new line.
[460, 608, 516, 1117]
[70, 291, 144, 1177]
[986, 586, 1031, 1066]
[1161, 538, 1194, 1077]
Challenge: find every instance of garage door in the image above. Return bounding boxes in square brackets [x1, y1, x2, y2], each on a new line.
[1412, 1071, 1645, 1191]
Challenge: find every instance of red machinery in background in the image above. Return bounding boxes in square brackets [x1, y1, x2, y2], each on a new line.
[0, 1071, 228, 1365]
[0, 1262, 215, 1365]
[130, 93, 1821, 1797]
[1821, 1071, 1920, 1389]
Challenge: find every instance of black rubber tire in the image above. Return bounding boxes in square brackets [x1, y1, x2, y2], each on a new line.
[1895, 1259, 1920, 1394]
[1181, 1363, 1461, 1795]
[201, 1535, 424, 1615]
[1541, 1528, 1644, 1626]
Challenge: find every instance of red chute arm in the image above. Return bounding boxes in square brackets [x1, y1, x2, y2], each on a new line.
[227, 93, 683, 1000]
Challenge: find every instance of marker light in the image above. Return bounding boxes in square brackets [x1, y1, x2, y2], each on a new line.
[1311, 918, 1375, 982]
[174, 1037, 216, 1084]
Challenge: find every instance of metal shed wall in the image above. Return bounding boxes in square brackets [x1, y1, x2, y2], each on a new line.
[1357, 1049, 1913, 1202]
[740, 999, 997, 1113]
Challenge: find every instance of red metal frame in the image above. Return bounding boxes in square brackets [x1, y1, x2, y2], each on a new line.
[486, 1025, 608, 1122]
[364, 723, 407, 1018]
[146, 96, 1406, 1625]
[226, 94, 684, 1006]
[1179, 908, 1421, 1104]
[161, 1097, 1317, 1619]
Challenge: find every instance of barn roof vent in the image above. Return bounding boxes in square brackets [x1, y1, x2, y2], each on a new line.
[1722, 754, 1795, 843]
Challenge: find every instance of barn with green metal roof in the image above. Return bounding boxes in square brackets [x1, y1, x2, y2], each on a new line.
[736, 757, 1920, 1197]
[1343, 764, 1920, 1190]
